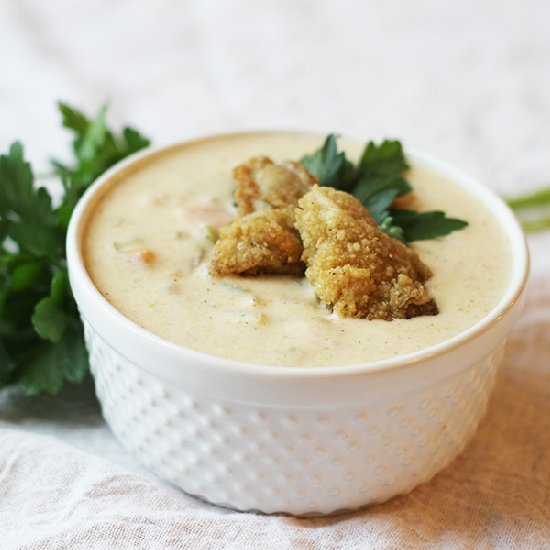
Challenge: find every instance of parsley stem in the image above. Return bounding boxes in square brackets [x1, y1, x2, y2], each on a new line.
[521, 217, 550, 233]
[507, 187, 550, 210]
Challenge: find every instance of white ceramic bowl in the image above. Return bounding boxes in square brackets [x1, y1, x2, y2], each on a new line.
[67, 134, 529, 516]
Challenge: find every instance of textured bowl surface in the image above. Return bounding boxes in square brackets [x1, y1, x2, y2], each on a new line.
[67, 134, 529, 516]
[88, 321, 502, 515]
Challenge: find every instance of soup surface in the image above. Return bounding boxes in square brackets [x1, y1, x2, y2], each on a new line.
[83, 133, 512, 367]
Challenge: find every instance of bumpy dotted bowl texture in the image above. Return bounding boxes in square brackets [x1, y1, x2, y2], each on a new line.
[68, 136, 529, 516]
[87, 319, 501, 516]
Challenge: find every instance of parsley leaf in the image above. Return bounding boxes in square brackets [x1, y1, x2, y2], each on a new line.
[0, 102, 150, 396]
[16, 326, 88, 396]
[390, 209, 469, 242]
[32, 270, 72, 343]
[300, 135, 468, 242]
[355, 140, 412, 224]
[0, 143, 63, 261]
[300, 134, 356, 189]
[336, 140, 412, 242]
[53, 101, 151, 229]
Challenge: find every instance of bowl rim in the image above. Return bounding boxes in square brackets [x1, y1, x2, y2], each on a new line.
[67, 130, 530, 380]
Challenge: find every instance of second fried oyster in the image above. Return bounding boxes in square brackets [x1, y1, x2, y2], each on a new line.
[295, 186, 437, 320]
[234, 156, 317, 216]
[210, 156, 315, 276]
[210, 208, 304, 276]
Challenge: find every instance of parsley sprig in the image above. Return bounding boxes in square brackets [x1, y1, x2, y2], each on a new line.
[0, 102, 150, 395]
[301, 134, 468, 242]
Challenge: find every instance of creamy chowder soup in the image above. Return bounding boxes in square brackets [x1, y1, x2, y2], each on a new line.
[83, 133, 512, 367]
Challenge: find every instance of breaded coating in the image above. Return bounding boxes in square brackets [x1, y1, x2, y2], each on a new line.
[210, 208, 304, 276]
[234, 156, 317, 216]
[210, 156, 314, 276]
[295, 186, 437, 320]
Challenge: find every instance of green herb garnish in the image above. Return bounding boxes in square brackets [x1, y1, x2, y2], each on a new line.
[53, 102, 150, 229]
[0, 103, 150, 395]
[301, 134, 468, 242]
[506, 187, 550, 232]
[507, 187, 550, 211]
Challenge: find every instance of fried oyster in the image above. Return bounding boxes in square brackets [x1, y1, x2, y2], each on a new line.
[209, 208, 304, 276]
[294, 186, 437, 320]
[210, 156, 316, 275]
[233, 156, 317, 216]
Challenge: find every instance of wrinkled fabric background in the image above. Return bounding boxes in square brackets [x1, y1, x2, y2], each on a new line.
[1, 0, 550, 548]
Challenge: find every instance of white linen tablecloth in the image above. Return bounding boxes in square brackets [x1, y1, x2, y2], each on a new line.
[1, 0, 550, 548]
